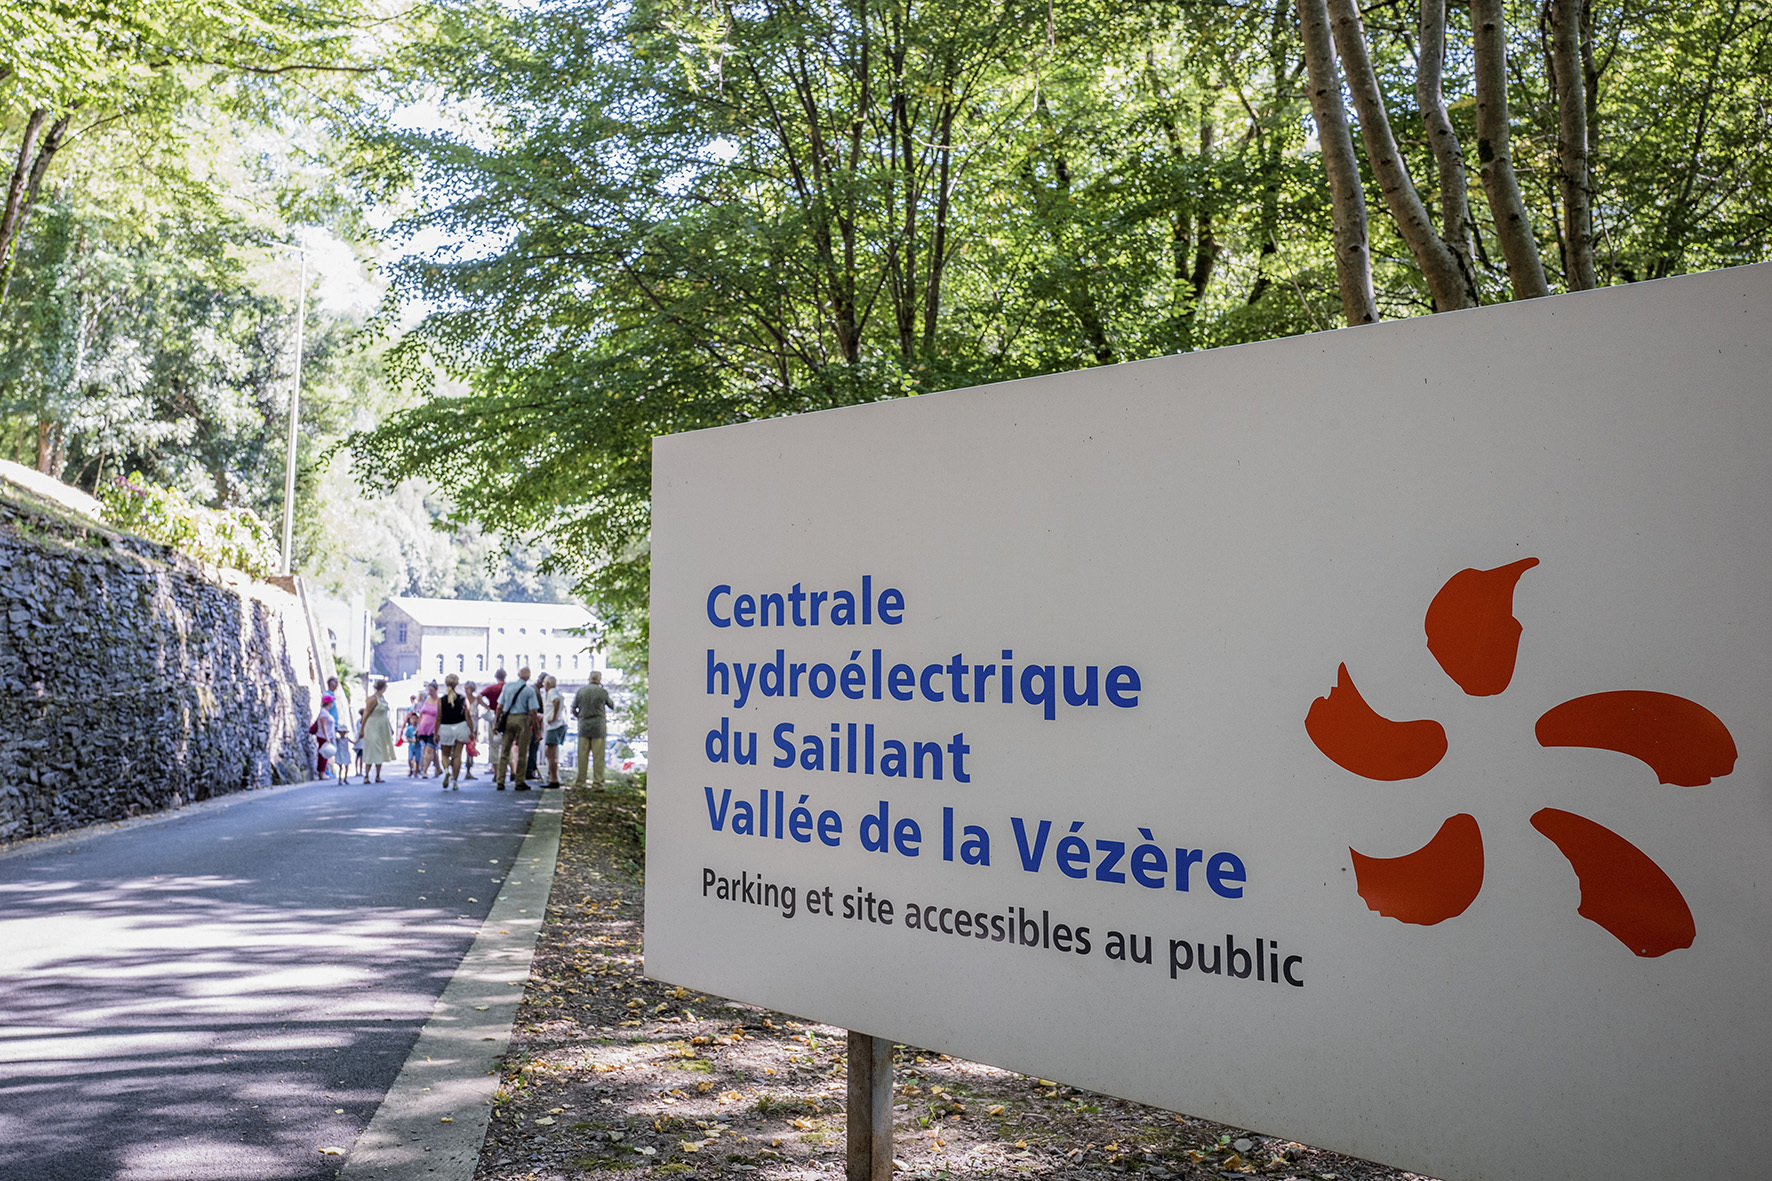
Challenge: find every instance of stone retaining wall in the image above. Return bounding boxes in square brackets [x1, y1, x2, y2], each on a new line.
[0, 492, 322, 842]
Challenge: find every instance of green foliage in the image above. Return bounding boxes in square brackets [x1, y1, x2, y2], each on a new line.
[346, 0, 1331, 687]
[303, 460, 586, 608]
[98, 471, 279, 576]
[1303, 0, 1772, 299]
[0, 0, 401, 582]
[0, 0, 1758, 706]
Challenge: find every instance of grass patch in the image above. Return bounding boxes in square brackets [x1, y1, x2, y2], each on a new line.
[662, 1058, 714, 1073]
[754, 1092, 823, 1118]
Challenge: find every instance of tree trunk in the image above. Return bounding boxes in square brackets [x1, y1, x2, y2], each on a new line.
[1327, 0, 1474, 311]
[1472, 0, 1551, 298]
[0, 111, 71, 303]
[921, 104, 953, 353]
[1181, 114, 1220, 347]
[1549, 0, 1595, 289]
[1143, 53, 1211, 332]
[0, 109, 49, 298]
[1417, 0, 1480, 301]
[1297, 0, 1377, 325]
[1247, 0, 1297, 308]
[1027, 94, 1115, 363]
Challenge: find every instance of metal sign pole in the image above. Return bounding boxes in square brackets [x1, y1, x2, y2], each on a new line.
[279, 244, 307, 575]
[846, 1032, 893, 1181]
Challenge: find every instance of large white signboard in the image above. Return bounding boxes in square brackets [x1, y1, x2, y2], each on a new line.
[647, 264, 1772, 1181]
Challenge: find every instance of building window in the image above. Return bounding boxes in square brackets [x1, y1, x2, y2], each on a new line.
[497, 654, 505, 669]
[497, 627, 505, 634]
[573, 654, 580, 669]
[539, 628, 548, 635]
[437, 655, 444, 673]
[457, 654, 465, 672]
[477, 654, 485, 672]
[519, 627, 527, 635]
[397, 622, 408, 644]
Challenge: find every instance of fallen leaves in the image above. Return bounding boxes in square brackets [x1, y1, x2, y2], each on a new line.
[472, 783, 1437, 1181]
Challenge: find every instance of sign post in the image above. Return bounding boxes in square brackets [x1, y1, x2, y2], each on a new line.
[647, 264, 1772, 1181]
[845, 1032, 892, 1181]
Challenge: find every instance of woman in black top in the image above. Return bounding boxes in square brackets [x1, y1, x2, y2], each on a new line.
[436, 673, 472, 791]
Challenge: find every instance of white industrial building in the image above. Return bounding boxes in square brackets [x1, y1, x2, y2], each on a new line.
[373, 596, 599, 682]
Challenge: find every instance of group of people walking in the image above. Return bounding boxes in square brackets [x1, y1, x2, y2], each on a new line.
[315, 666, 616, 791]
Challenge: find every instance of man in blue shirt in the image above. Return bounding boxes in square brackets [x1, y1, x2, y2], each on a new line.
[495, 667, 542, 791]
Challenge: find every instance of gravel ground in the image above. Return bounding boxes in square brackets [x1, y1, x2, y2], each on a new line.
[473, 783, 1442, 1181]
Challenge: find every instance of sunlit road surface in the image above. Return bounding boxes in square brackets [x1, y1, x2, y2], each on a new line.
[0, 779, 540, 1180]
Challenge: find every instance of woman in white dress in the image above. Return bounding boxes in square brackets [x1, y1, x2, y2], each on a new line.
[359, 678, 396, 782]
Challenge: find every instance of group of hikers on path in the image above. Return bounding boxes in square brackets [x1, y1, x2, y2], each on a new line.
[313, 666, 616, 791]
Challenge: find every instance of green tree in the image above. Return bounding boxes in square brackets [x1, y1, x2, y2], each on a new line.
[0, 0, 404, 579]
[349, 0, 1331, 651]
[350, 0, 1772, 700]
[0, 0, 373, 300]
[1294, 0, 1772, 323]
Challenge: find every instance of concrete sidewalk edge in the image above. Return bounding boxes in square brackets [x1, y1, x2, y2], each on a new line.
[340, 794, 565, 1179]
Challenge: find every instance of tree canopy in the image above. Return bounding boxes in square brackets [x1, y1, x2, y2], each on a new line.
[345, 0, 1771, 683]
[2, 0, 1766, 694]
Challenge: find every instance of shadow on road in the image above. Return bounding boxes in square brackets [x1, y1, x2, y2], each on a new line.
[0, 784, 536, 1181]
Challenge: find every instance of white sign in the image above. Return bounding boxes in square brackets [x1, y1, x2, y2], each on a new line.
[646, 264, 1772, 1181]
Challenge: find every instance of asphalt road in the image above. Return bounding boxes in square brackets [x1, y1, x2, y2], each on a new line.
[0, 777, 542, 1181]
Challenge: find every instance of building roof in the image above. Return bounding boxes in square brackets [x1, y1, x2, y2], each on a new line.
[382, 596, 595, 632]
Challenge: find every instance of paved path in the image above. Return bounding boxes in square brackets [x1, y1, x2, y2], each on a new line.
[0, 777, 550, 1181]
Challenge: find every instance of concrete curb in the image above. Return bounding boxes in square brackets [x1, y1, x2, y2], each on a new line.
[340, 793, 565, 1179]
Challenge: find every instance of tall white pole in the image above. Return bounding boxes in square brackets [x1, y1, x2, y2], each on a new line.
[280, 246, 307, 576]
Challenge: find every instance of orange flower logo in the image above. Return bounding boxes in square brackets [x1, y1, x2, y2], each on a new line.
[1306, 558, 1738, 957]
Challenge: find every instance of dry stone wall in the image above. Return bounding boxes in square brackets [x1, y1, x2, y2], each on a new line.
[0, 493, 322, 842]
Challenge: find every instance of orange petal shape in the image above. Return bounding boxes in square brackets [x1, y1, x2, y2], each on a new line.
[1530, 807, 1695, 956]
[1306, 664, 1448, 781]
[1350, 813, 1484, 925]
[1535, 691, 1737, 786]
[1424, 557, 1539, 696]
